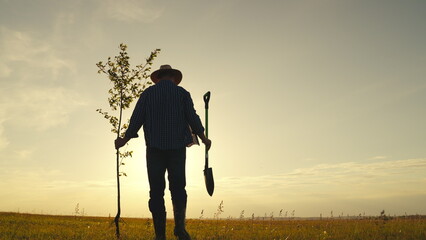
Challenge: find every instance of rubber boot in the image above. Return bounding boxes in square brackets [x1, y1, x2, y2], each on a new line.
[152, 211, 166, 240]
[173, 207, 192, 240]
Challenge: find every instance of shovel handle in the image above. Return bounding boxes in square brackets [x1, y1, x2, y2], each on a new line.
[203, 91, 210, 139]
[203, 91, 211, 109]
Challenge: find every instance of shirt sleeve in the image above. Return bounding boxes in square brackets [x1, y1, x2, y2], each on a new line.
[184, 91, 205, 135]
[124, 92, 147, 139]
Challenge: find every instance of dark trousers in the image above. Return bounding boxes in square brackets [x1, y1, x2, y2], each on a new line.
[146, 147, 187, 214]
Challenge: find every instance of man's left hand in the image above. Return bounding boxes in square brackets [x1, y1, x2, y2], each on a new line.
[115, 137, 130, 149]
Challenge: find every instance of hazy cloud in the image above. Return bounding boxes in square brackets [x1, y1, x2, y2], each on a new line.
[0, 167, 115, 192]
[0, 87, 86, 131]
[217, 158, 426, 199]
[0, 27, 75, 81]
[0, 62, 11, 78]
[13, 148, 34, 160]
[0, 26, 85, 148]
[0, 120, 9, 150]
[369, 155, 388, 160]
[0, 86, 86, 156]
[101, 0, 164, 23]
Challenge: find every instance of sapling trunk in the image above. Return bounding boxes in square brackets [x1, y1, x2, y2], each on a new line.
[114, 88, 124, 238]
[114, 148, 121, 237]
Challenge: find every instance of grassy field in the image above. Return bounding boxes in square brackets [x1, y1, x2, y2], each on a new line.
[0, 212, 425, 240]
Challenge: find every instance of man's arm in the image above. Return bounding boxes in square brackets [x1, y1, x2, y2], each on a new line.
[115, 92, 147, 149]
[184, 91, 211, 150]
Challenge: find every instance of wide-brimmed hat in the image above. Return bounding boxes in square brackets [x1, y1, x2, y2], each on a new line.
[150, 65, 183, 85]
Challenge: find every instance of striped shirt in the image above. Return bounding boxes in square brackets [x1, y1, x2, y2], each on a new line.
[124, 80, 205, 150]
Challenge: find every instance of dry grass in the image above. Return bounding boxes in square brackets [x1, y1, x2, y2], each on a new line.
[0, 212, 425, 240]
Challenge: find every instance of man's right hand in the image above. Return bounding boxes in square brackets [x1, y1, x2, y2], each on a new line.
[203, 138, 212, 151]
[198, 133, 212, 151]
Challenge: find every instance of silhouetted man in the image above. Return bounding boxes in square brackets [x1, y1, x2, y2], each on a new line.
[115, 65, 211, 240]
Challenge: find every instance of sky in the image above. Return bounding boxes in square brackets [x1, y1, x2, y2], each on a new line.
[0, 0, 425, 218]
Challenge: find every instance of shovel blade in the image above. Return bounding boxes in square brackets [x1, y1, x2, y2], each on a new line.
[204, 167, 214, 196]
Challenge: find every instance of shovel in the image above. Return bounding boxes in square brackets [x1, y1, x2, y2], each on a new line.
[203, 91, 214, 196]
